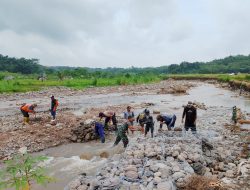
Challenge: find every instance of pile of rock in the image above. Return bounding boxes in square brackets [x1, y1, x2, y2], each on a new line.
[70, 120, 96, 143]
[67, 132, 203, 190]
[67, 127, 250, 190]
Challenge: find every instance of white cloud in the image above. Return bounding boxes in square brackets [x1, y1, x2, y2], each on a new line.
[0, 0, 250, 68]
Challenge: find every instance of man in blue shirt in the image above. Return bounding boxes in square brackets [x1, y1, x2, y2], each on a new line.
[156, 114, 177, 131]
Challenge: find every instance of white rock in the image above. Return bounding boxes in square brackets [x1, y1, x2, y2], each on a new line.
[172, 171, 185, 181]
[18, 146, 27, 154]
[154, 172, 161, 177]
[157, 180, 175, 190]
[225, 170, 234, 178]
[125, 171, 138, 179]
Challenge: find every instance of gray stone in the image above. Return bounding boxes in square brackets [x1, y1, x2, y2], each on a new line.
[157, 180, 175, 190]
[172, 171, 185, 181]
[125, 171, 138, 179]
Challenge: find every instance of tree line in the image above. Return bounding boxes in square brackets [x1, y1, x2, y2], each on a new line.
[0, 54, 249, 77]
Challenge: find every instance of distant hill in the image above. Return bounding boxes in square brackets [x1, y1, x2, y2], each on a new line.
[0, 54, 249, 75]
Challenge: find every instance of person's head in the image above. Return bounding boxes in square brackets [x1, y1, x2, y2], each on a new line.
[145, 109, 150, 115]
[127, 106, 131, 112]
[127, 115, 134, 122]
[32, 103, 37, 108]
[99, 112, 105, 118]
[156, 115, 162, 122]
[187, 101, 193, 107]
[51, 95, 55, 100]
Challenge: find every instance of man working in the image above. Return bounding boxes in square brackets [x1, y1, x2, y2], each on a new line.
[20, 103, 37, 124]
[124, 106, 135, 120]
[156, 114, 177, 131]
[113, 115, 140, 148]
[50, 95, 59, 120]
[99, 111, 117, 130]
[144, 111, 154, 138]
[136, 109, 150, 133]
[182, 101, 197, 134]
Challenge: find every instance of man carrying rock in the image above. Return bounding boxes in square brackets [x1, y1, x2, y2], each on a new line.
[99, 111, 117, 130]
[50, 95, 59, 120]
[156, 114, 176, 131]
[20, 103, 37, 124]
[113, 116, 140, 148]
[136, 109, 150, 133]
[182, 101, 197, 134]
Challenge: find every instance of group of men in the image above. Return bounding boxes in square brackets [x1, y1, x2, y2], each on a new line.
[94, 101, 197, 148]
[20, 97, 197, 148]
[20, 95, 59, 124]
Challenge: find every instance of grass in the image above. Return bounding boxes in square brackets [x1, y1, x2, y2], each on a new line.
[0, 73, 161, 93]
[0, 72, 249, 93]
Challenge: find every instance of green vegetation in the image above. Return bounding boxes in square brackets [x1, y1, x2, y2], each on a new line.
[0, 153, 53, 190]
[0, 72, 161, 93]
[0, 54, 249, 93]
[163, 74, 250, 82]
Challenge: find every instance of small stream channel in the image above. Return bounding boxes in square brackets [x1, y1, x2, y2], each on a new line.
[32, 83, 249, 190]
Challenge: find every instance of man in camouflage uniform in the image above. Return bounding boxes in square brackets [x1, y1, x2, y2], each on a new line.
[113, 116, 135, 148]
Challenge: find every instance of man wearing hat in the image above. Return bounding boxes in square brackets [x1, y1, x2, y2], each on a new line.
[50, 95, 59, 120]
[182, 101, 197, 134]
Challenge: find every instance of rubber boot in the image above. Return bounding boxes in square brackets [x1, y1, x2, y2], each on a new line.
[24, 117, 29, 124]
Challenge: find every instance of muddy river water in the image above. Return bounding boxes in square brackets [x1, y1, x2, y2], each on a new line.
[30, 83, 249, 190]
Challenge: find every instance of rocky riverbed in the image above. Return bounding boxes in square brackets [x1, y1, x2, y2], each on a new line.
[66, 107, 250, 190]
[0, 80, 249, 190]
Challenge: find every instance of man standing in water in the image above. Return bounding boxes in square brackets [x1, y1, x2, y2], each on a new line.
[182, 101, 197, 134]
[113, 116, 139, 148]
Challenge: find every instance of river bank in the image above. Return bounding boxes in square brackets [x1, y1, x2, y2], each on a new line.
[0, 80, 249, 190]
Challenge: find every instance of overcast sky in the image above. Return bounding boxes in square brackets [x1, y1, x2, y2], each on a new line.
[0, 0, 250, 68]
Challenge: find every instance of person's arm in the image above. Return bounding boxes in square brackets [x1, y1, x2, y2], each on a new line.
[194, 108, 197, 123]
[124, 112, 127, 119]
[136, 115, 139, 123]
[182, 107, 186, 123]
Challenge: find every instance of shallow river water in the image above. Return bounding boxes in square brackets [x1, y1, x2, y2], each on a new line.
[32, 83, 249, 190]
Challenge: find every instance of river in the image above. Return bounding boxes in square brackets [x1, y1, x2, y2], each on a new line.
[31, 83, 249, 190]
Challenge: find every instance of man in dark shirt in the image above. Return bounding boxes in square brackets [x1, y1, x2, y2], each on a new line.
[182, 101, 197, 134]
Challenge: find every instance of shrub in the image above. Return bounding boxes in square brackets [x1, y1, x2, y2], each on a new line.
[0, 153, 54, 190]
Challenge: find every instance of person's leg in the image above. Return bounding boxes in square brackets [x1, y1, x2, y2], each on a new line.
[104, 117, 110, 129]
[145, 125, 149, 137]
[98, 126, 105, 143]
[171, 115, 176, 127]
[122, 135, 129, 148]
[51, 110, 56, 120]
[94, 125, 99, 140]
[114, 135, 121, 146]
[112, 114, 117, 126]
[150, 125, 154, 138]
[191, 125, 197, 135]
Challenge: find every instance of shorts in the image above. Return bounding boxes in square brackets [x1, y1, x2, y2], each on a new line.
[21, 109, 29, 117]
